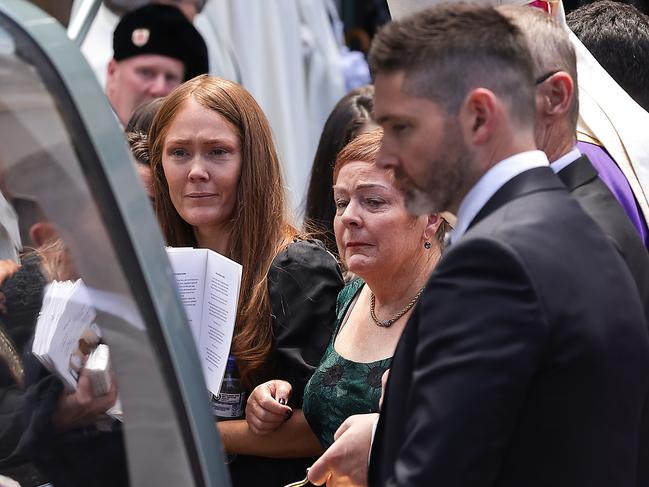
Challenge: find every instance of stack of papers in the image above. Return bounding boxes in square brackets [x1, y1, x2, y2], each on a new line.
[31, 247, 243, 404]
[32, 279, 98, 391]
[85, 343, 111, 396]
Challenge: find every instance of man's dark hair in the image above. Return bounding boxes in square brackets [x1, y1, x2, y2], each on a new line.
[368, 4, 536, 126]
[564, 0, 649, 15]
[567, 0, 649, 111]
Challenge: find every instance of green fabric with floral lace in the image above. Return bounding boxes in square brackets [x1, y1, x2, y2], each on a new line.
[303, 278, 391, 448]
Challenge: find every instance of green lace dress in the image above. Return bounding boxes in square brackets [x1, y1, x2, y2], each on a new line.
[302, 279, 392, 448]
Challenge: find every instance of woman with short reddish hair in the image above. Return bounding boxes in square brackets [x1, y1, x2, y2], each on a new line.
[245, 129, 449, 457]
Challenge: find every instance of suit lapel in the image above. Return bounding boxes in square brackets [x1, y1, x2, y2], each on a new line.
[468, 166, 563, 232]
[556, 155, 599, 192]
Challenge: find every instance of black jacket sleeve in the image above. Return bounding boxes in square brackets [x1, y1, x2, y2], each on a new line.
[0, 381, 27, 462]
[267, 239, 343, 407]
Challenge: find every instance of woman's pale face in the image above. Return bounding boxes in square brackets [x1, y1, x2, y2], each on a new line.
[333, 161, 428, 279]
[162, 98, 242, 232]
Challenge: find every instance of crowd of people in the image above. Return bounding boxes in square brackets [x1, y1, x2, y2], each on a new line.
[1, 0, 649, 486]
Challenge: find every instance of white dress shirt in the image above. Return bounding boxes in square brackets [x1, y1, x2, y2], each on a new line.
[549, 146, 581, 173]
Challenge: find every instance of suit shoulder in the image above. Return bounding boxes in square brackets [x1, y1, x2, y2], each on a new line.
[437, 236, 539, 298]
[571, 178, 647, 252]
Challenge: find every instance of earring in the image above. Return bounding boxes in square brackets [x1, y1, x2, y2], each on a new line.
[424, 241, 432, 249]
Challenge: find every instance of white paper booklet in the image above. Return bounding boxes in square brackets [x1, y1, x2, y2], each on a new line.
[166, 247, 242, 396]
[32, 279, 99, 391]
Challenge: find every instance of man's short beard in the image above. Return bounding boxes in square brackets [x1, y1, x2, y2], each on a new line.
[399, 122, 471, 216]
[391, 166, 435, 215]
[403, 184, 442, 216]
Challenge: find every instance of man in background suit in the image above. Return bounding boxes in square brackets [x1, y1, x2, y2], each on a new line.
[308, 5, 649, 487]
[504, 9, 649, 485]
[499, 6, 649, 319]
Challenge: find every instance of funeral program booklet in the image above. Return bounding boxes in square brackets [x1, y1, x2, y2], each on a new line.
[166, 247, 242, 396]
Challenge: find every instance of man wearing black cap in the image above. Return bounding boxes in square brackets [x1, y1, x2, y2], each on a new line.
[106, 3, 208, 125]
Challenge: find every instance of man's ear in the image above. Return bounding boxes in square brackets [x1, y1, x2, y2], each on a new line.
[107, 58, 118, 77]
[460, 88, 498, 145]
[106, 58, 118, 89]
[537, 71, 574, 118]
[29, 222, 58, 248]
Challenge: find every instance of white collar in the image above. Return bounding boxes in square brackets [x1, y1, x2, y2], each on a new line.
[550, 146, 581, 173]
[449, 150, 549, 245]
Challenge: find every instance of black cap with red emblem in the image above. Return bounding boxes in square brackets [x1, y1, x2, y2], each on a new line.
[112, 3, 208, 81]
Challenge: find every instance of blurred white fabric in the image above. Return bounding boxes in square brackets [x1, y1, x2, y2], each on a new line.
[0, 474, 22, 487]
[209, 0, 345, 213]
[78, 3, 116, 89]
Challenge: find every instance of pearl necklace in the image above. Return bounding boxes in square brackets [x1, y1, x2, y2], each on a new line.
[369, 285, 426, 328]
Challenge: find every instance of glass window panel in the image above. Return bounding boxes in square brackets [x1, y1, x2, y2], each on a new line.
[0, 5, 227, 486]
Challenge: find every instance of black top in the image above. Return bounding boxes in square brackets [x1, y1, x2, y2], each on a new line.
[229, 239, 343, 487]
[0, 256, 60, 486]
[1, 255, 46, 354]
[370, 167, 649, 487]
[0, 256, 47, 478]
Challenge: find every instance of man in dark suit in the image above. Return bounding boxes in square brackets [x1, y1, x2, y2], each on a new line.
[308, 5, 649, 487]
[500, 6, 649, 320]
[508, 10, 649, 485]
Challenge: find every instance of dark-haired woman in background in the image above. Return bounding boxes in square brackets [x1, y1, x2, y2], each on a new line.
[304, 85, 375, 256]
[148, 75, 343, 486]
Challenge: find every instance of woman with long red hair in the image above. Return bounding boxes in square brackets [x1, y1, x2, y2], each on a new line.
[149, 75, 343, 486]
